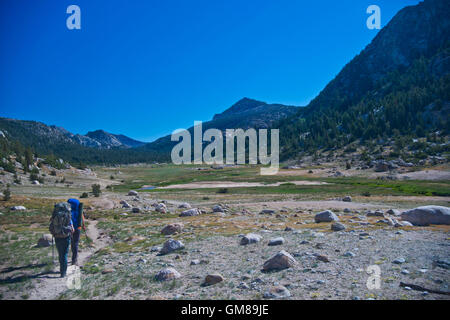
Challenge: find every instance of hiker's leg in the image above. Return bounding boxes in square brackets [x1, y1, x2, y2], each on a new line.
[71, 229, 81, 264]
[56, 237, 70, 277]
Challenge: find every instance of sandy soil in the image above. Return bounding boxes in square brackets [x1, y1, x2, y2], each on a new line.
[157, 180, 328, 189]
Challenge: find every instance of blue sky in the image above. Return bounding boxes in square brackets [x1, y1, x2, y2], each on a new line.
[0, 0, 420, 142]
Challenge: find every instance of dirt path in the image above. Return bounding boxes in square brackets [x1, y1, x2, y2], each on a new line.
[27, 220, 109, 300]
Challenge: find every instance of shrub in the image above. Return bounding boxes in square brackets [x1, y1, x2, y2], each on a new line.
[217, 188, 229, 194]
[3, 187, 11, 201]
[92, 184, 101, 197]
[50, 170, 57, 176]
[80, 192, 89, 199]
[29, 173, 38, 181]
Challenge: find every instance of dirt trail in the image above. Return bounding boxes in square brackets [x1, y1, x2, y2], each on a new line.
[27, 220, 109, 300]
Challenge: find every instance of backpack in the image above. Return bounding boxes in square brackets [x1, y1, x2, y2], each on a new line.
[49, 202, 73, 238]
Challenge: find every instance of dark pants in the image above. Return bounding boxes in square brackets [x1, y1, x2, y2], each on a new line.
[55, 236, 71, 277]
[71, 229, 81, 264]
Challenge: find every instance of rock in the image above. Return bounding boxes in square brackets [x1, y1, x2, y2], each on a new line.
[367, 210, 385, 217]
[178, 202, 191, 209]
[331, 222, 346, 231]
[401, 269, 410, 275]
[435, 259, 450, 270]
[342, 196, 352, 202]
[238, 282, 250, 289]
[31, 180, 40, 185]
[393, 258, 406, 264]
[159, 239, 185, 255]
[120, 200, 131, 208]
[395, 220, 413, 227]
[37, 234, 52, 247]
[128, 190, 138, 196]
[120, 213, 128, 216]
[161, 223, 183, 235]
[386, 209, 401, 216]
[260, 209, 276, 215]
[344, 208, 352, 213]
[315, 254, 330, 263]
[263, 250, 297, 271]
[314, 210, 339, 223]
[132, 207, 141, 213]
[268, 237, 285, 246]
[190, 259, 200, 265]
[11, 206, 26, 211]
[343, 251, 355, 257]
[401, 206, 450, 226]
[212, 205, 224, 213]
[179, 208, 200, 217]
[155, 268, 181, 281]
[240, 233, 262, 245]
[263, 285, 291, 299]
[155, 203, 167, 213]
[102, 268, 114, 274]
[203, 274, 223, 286]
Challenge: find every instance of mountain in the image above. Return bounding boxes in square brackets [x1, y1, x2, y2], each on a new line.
[139, 98, 299, 154]
[277, 0, 450, 160]
[85, 130, 145, 148]
[0, 118, 145, 150]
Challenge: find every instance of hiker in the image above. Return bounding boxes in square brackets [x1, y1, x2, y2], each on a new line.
[49, 202, 74, 278]
[67, 198, 86, 265]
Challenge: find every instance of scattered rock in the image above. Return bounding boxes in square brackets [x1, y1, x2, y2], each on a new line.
[161, 223, 183, 235]
[179, 208, 200, 217]
[268, 237, 285, 246]
[120, 200, 131, 208]
[240, 233, 262, 245]
[263, 250, 297, 271]
[132, 207, 141, 213]
[331, 222, 346, 231]
[393, 257, 406, 264]
[212, 205, 225, 213]
[263, 285, 291, 299]
[260, 209, 276, 215]
[155, 268, 181, 281]
[386, 209, 401, 216]
[11, 206, 26, 211]
[342, 196, 352, 202]
[401, 206, 450, 226]
[155, 203, 167, 213]
[178, 202, 191, 209]
[203, 274, 224, 286]
[37, 234, 52, 247]
[314, 210, 339, 223]
[159, 239, 185, 255]
[128, 190, 138, 196]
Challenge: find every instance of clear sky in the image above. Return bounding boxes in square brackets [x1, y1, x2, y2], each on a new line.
[0, 0, 420, 142]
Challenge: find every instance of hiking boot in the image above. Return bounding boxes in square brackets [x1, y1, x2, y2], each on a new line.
[72, 260, 78, 266]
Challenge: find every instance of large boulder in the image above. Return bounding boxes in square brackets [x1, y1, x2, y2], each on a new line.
[240, 233, 262, 245]
[155, 268, 181, 281]
[159, 239, 185, 255]
[314, 210, 339, 223]
[263, 250, 297, 271]
[128, 190, 138, 196]
[161, 223, 183, 235]
[401, 206, 450, 226]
